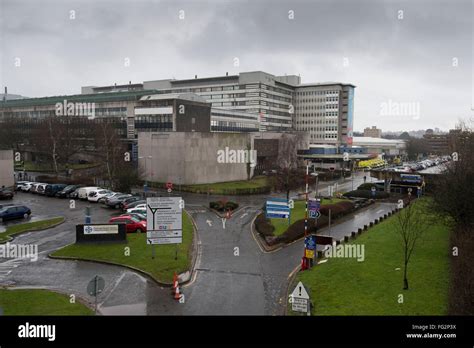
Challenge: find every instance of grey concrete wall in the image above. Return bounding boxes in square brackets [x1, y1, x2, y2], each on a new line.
[138, 132, 255, 185]
[0, 150, 14, 188]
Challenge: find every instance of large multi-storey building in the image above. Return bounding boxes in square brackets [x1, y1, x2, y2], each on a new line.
[83, 71, 355, 144]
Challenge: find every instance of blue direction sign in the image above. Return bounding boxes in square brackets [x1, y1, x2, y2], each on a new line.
[266, 198, 290, 219]
[304, 235, 317, 250]
[308, 200, 321, 218]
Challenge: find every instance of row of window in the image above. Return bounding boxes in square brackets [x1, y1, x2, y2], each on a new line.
[297, 90, 339, 96]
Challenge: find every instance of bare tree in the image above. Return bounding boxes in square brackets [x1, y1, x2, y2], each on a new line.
[395, 199, 431, 290]
[274, 134, 300, 200]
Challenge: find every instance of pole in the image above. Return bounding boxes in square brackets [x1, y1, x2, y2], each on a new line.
[94, 275, 98, 314]
[175, 244, 178, 260]
[152, 244, 155, 259]
[328, 209, 331, 236]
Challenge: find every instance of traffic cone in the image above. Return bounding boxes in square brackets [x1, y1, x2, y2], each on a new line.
[174, 285, 181, 300]
[172, 272, 178, 290]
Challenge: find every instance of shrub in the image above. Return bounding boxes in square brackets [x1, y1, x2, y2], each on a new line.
[276, 215, 329, 244]
[209, 200, 239, 212]
[319, 201, 355, 219]
[343, 190, 389, 199]
[255, 213, 275, 236]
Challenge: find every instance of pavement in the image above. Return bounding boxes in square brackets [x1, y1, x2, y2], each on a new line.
[0, 172, 393, 315]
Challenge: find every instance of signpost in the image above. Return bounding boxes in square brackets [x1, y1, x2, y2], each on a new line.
[289, 281, 310, 315]
[87, 275, 105, 314]
[146, 197, 183, 259]
[265, 198, 291, 224]
[308, 200, 320, 219]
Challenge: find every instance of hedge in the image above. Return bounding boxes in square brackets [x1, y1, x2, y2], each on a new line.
[319, 201, 355, 219]
[276, 215, 329, 244]
[255, 213, 275, 236]
[210, 201, 239, 212]
[343, 190, 390, 199]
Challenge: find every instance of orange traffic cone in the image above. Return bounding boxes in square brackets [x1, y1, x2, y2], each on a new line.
[174, 285, 181, 300]
[172, 273, 178, 290]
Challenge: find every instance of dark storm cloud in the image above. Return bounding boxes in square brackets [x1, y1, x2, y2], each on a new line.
[0, 0, 472, 131]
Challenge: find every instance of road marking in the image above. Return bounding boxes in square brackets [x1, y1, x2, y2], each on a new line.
[206, 220, 212, 227]
[376, 209, 384, 214]
[240, 213, 248, 219]
[222, 218, 226, 229]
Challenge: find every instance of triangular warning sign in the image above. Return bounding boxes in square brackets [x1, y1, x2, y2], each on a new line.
[291, 281, 310, 300]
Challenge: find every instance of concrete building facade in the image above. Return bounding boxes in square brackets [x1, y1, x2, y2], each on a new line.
[364, 126, 382, 138]
[0, 150, 14, 188]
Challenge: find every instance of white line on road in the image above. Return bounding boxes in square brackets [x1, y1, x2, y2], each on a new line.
[240, 213, 248, 219]
[206, 220, 212, 227]
[376, 209, 384, 214]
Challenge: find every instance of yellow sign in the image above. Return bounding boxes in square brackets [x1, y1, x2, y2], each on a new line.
[305, 249, 315, 259]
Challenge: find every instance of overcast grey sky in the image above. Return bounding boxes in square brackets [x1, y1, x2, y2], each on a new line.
[1, 0, 472, 132]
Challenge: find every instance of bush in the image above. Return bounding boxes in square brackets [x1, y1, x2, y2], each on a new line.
[319, 201, 355, 219]
[343, 190, 389, 199]
[255, 213, 275, 236]
[209, 200, 239, 212]
[276, 215, 329, 244]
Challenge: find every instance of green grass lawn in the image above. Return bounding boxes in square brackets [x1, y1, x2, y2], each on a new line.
[51, 213, 194, 283]
[0, 217, 65, 243]
[295, 199, 450, 315]
[271, 198, 348, 236]
[0, 289, 94, 315]
[150, 176, 270, 194]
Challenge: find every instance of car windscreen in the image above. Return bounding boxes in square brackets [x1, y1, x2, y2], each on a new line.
[130, 216, 141, 223]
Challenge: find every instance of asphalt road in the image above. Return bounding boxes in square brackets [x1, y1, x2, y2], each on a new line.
[1, 172, 391, 315]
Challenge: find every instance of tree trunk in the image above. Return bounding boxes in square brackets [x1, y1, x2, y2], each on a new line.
[403, 259, 409, 290]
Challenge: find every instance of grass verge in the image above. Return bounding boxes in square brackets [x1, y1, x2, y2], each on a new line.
[294, 199, 450, 315]
[51, 213, 194, 284]
[271, 198, 348, 237]
[0, 217, 65, 243]
[0, 289, 94, 315]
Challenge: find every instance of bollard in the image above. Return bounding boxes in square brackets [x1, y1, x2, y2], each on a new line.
[336, 240, 341, 246]
[351, 231, 356, 238]
[375, 219, 379, 224]
[384, 214, 387, 218]
[358, 228, 362, 234]
[344, 236, 349, 242]
[369, 222, 373, 227]
[364, 224, 368, 230]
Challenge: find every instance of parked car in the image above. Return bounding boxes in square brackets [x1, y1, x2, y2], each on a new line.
[124, 200, 146, 210]
[126, 207, 147, 215]
[125, 212, 146, 221]
[120, 196, 142, 211]
[97, 192, 123, 204]
[87, 189, 113, 203]
[0, 203, 15, 210]
[109, 215, 146, 233]
[77, 187, 101, 200]
[104, 194, 132, 209]
[69, 188, 81, 199]
[15, 181, 30, 191]
[0, 205, 31, 222]
[30, 183, 46, 194]
[126, 203, 146, 213]
[55, 185, 83, 198]
[36, 183, 48, 195]
[0, 188, 14, 200]
[45, 184, 68, 197]
[21, 182, 36, 192]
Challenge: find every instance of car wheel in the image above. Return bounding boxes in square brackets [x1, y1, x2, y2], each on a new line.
[23, 213, 29, 219]
[135, 229, 141, 234]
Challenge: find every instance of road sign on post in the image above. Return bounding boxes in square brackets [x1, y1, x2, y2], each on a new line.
[146, 197, 183, 245]
[308, 200, 320, 219]
[87, 275, 105, 314]
[265, 198, 290, 219]
[289, 281, 310, 315]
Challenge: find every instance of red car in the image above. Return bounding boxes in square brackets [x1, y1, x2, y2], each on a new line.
[109, 215, 146, 233]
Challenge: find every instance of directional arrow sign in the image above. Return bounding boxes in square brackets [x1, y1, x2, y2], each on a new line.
[206, 220, 212, 227]
[240, 213, 248, 219]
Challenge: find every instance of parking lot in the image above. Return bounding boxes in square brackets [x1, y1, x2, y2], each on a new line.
[0, 191, 118, 233]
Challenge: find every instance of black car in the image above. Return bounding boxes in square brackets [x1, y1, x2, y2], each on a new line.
[45, 184, 68, 197]
[0, 205, 31, 222]
[0, 203, 15, 210]
[55, 185, 82, 198]
[0, 188, 14, 200]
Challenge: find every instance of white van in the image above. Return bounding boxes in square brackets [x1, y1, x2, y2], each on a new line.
[78, 187, 101, 200]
